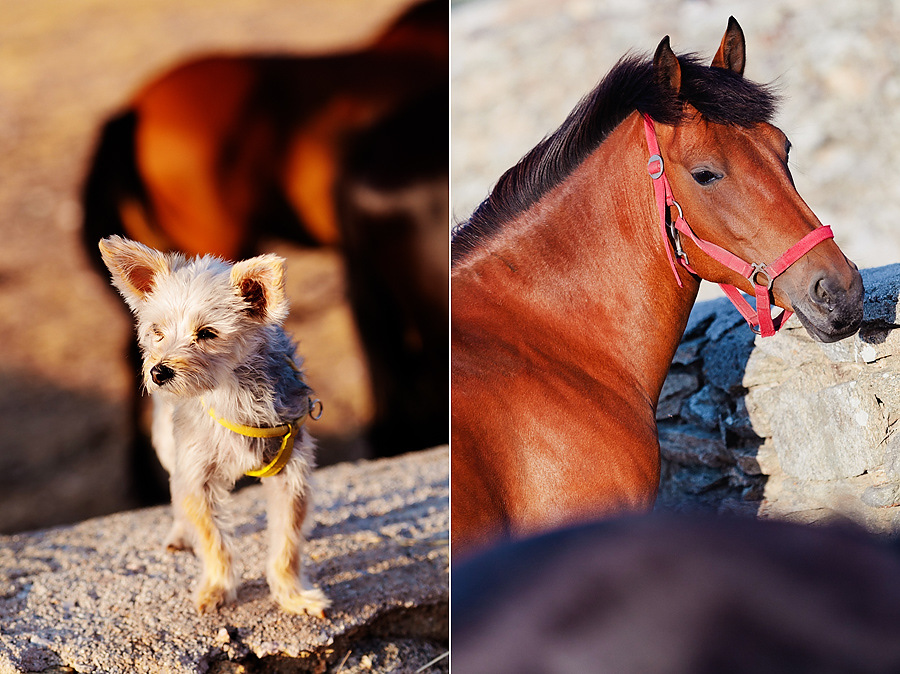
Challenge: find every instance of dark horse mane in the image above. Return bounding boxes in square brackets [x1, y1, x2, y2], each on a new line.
[451, 52, 779, 265]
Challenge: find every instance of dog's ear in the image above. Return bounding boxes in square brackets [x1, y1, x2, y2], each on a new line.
[98, 235, 170, 311]
[230, 254, 289, 324]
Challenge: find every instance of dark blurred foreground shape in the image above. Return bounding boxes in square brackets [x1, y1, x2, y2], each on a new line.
[454, 513, 900, 673]
[81, 0, 448, 504]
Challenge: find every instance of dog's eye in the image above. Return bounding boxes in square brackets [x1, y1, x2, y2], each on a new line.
[196, 328, 218, 341]
[151, 327, 164, 342]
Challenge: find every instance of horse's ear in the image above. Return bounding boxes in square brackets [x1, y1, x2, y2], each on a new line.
[712, 16, 746, 76]
[653, 36, 681, 95]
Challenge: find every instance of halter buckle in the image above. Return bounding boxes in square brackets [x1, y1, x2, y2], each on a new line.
[750, 263, 774, 290]
[648, 154, 664, 180]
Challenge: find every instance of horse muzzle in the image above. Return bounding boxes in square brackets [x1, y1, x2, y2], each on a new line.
[790, 264, 864, 343]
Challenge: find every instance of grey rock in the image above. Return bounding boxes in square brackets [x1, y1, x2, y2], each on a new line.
[684, 298, 731, 341]
[862, 483, 900, 509]
[731, 445, 764, 476]
[817, 334, 858, 363]
[689, 298, 746, 343]
[658, 424, 731, 468]
[656, 372, 700, 420]
[655, 264, 900, 529]
[815, 329, 898, 365]
[753, 323, 827, 368]
[655, 461, 733, 511]
[769, 378, 885, 481]
[671, 338, 704, 367]
[722, 396, 758, 440]
[0, 447, 449, 674]
[700, 326, 756, 393]
[742, 347, 791, 391]
[885, 434, 900, 479]
[853, 328, 900, 365]
[861, 265, 900, 326]
[682, 384, 727, 431]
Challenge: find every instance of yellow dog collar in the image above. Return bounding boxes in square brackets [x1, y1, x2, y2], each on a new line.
[201, 397, 322, 478]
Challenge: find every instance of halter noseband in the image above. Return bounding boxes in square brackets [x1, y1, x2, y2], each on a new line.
[643, 114, 834, 338]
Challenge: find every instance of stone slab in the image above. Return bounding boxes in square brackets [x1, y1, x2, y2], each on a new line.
[0, 448, 449, 674]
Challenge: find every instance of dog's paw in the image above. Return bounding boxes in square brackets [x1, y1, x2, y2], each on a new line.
[164, 523, 193, 553]
[165, 537, 193, 554]
[194, 582, 236, 614]
[274, 587, 331, 618]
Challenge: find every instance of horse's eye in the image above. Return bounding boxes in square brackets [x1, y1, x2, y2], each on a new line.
[692, 169, 720, 186]
[196, 327, 218, 340]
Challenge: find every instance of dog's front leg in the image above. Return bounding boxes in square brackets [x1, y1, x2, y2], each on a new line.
[151, 396, 194, 552]
[171, 477, 238, 613]
[264, 458, 330, 617]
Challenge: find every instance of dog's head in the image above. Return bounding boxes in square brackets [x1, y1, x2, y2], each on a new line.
[99, 235, 289, 397]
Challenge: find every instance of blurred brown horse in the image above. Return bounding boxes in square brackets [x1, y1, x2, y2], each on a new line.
[83, 0, 447, 502]
[451, 19, 863, 556]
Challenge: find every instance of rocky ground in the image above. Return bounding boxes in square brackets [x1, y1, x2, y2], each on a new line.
[451, 0, 900, 300]
[0, 448, 449, 674]
[0, 0, 421, 533]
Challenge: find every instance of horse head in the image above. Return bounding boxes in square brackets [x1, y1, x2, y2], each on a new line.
[648, 18, 863, 343]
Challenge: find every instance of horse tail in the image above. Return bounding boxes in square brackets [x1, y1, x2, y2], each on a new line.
[81, 109, 155, 270]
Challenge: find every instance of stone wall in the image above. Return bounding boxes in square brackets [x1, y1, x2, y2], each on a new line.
[657, 265, 900, 533]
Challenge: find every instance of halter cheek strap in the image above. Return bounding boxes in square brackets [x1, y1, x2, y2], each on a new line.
[643, 114, 834, 338]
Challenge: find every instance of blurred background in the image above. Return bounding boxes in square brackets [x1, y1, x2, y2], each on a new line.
[0, 0, 447, 533]
[452, 0, 900, 302]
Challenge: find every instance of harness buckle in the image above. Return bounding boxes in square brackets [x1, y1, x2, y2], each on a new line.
[750, 263, 774, 290]
[648, 154, 664, 180]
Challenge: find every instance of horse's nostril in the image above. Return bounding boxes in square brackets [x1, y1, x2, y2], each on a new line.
[809, 276, 836, 311]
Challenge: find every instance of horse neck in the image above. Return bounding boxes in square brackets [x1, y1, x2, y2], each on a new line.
[454, 112, 700, 407]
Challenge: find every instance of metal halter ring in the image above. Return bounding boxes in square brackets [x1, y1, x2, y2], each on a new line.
[308, 397, 324, 421]
[648, 154, 664, 180]
[668, 199, 684, 224]
[666, 201, 690, 264]
[750, 263, 774, 290]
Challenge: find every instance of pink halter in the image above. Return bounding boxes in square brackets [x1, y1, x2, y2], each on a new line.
[643, 114, 834, 337]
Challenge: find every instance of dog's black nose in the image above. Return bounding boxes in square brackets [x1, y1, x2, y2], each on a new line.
[150, 363, 175, 386]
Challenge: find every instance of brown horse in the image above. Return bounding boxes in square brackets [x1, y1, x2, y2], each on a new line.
[82, 0, 447, 502]
[451, 18, 864, 556]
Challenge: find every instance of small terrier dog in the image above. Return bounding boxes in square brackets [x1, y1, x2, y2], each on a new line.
[99, 235, 329, 617]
